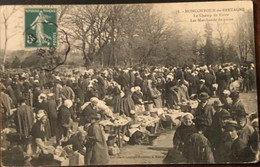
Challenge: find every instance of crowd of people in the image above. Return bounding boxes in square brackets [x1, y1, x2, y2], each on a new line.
[1, 62, 259, 165]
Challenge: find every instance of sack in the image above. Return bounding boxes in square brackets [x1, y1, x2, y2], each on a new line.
[69, 152, 84, 165]
[120, 91, 125, 98]
[108, 146, 120, 155]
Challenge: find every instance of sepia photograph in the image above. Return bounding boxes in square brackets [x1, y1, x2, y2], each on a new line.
[0, 0, 259, 166]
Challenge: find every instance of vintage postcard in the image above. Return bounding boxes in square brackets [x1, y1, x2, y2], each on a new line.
[0, 1, 259, 166]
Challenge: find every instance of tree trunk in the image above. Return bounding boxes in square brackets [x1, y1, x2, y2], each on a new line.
[82, 42, 91, 66]
[100, 52, 104, 67]
[2, 22, 8, 72]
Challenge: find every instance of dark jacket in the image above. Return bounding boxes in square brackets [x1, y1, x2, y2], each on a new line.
[85, 122, 109, 165]
[31, 121, 47, 140]
[185, 132, 215, 163]
[57, 105, 71, 127]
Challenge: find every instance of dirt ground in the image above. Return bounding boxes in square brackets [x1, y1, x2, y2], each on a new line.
[108, 92, 258, 165]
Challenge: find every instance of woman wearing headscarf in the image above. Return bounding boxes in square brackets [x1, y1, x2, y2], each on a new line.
[173, 113, 196, 154]
[30, 111, 48, 156]
[111, 81, 121, 113]
[147, 80, 162, 108]
[119, 87, 135, 117]
[46, 93, 58, 137]
[1, 84, 14, 128]
[36, 93, 52, 139]
[131, 86, 145, 115]
[57, 99, 73, 145]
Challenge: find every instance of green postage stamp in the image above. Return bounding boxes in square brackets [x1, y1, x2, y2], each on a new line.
[25, 8, 57, 48]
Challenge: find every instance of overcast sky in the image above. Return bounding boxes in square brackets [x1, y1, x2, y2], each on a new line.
[0, 1, 253, 51]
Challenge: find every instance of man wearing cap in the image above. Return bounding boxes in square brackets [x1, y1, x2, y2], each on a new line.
[184, 117, 215, 163]
[230, 92, 246, 120]
[223, 120, 247, 162]
[235, 109, 254, 146]
[195, 92, 214, 127]
[219, 90, 231, 110]
[60, 81, 75, 102]
[213, 110, 234, 163]
[208, 100, 230, 145]
[238, 118, 259, 162]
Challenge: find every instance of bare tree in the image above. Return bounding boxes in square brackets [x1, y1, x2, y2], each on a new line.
[236, 10, 254, 63]
[216, 22, 230, 63]
[1, 6, 22, 72]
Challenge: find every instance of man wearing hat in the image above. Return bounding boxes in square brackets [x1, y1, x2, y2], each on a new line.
[209, 100, 231, 146]
[219, 90, 231, 110]
[223, 120, 247, 162]
[197, 79, 211, 96]
[184, 117, 215, 163]
[230, 91, 246, 120]
[195, 92, 214, 127]
[210, 105, 233, 163]
[235, 109, 254, 146]
[85, 113, 109, 165]
[237, 118, 259, 162]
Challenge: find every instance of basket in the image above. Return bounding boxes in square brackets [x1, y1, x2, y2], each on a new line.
[148, 135, 158, 145]
[107, 134, 117, 146]
[145, 103, 154, 111]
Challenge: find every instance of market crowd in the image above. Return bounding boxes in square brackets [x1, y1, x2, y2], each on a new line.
[1, 63, 259, 165]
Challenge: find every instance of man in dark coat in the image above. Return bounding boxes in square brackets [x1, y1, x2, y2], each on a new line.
[235, 109, 254, 146]
[223, 120, 247, 163]
[85, 114, 109, 165]
[46, 93, 58, 137]
[16, 97, 34, 137]
[188, 73, 199, 96]
[79, 99, 98, 126]
[219, 90, 231, 110]
[5, 80, 17, 107]
[97, 74, 106, 100]
[62, 131, 86, 156]
[195, 92, 215, 127]
[230, 92, 246, 120]
[203, 71, 215, 96]
[197, 80, 211, 96]
[184, 117, 215, 163]
[57, 99, 73, 145]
